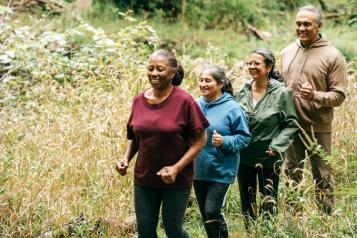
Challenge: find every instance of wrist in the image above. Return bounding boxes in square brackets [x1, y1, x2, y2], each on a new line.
[311, 91, 315, 101]
[173, 163, 182, 173]
[121, 157, 129, 163]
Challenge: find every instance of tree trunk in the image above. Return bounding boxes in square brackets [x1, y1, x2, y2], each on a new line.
[181, 0, 186, 18]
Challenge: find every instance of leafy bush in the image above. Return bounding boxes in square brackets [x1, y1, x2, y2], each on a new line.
[0, 10, 159, 107]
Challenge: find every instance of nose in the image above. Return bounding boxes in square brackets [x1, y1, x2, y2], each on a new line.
[150, 68, 159, 76]
[199, 80, 206, 87]
[248, 64, 256, 69]
[298, 25, 306, 31]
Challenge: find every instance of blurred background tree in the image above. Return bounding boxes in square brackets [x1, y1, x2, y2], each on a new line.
[91, 0, 356, 29]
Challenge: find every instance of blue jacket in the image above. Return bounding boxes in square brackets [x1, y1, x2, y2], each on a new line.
[194, 92, 251, 184]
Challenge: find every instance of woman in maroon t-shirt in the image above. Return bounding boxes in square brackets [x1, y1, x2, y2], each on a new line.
[116, 49, 209, 238]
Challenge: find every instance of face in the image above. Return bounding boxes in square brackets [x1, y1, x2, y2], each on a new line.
[198, 70, 223, 101]
[147, 54, 175, 90]
[246, 53, 272, 81]
[295, 10, 321, 46]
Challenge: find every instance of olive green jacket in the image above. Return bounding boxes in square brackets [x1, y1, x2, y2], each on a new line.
[236, 79, 298, 168]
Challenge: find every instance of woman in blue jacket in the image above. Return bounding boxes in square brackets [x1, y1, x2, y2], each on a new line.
[194, 65, 251, 238]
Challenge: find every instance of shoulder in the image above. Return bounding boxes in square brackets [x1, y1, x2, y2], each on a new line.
[236, 80, 251, 96]
[172, 86, 201, 110]
[196, 96, 205, 107]
[173, 86, 195, 101]
[281, 41, 298, 55]
[324, 45, 346, 62]
[225, 98, 241, 108]
[271, 80, 292, 97]
[132, 92, 145, 104]
[220, 97, 245, 118]
[311, 43, 346, 69]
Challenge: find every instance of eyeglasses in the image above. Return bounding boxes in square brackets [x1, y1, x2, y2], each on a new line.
[245, 61, 264, 67]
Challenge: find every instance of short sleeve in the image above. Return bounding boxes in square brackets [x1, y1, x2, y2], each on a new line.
[126, 112, 135, 140]
[187, 99, 209, 137]
[126, 97, 137, 140]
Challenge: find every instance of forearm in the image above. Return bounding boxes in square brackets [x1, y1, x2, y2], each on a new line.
[312, 90, 346, 107]
[174, 130, 207, 172]
[270, 119, 298, 152]
[270, 128, 298, 152]
[221, 131, 251, 152]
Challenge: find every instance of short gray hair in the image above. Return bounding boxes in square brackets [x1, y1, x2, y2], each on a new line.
[298, 5, 323, 24]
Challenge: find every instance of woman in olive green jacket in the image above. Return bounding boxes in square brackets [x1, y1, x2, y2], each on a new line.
[236, 48, 298, 226]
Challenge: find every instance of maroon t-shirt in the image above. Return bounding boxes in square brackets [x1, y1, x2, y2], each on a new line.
[127, 86, 209, 189]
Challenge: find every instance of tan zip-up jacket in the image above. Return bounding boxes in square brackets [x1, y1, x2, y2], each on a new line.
[281, 36, 347, 133]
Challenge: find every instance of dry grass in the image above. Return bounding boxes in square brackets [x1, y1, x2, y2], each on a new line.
[0, 11, 356, 238]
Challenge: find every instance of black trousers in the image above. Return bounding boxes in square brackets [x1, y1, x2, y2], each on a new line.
[194, 180, 230, 238]
[238, 163, 281, 221]
[134, 185, 191, 238]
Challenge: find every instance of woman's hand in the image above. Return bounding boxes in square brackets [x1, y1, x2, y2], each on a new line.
[115, 159, 128, 176]
[266, 148, 278, 157]
[157, 165, 179, 184]
[156, 129, 206, 185]
[212, 130, 223, 147]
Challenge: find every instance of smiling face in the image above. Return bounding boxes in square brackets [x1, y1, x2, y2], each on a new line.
[198, 69, 223, 101]
[296, 10, 321, 46]
[147, 54, 175, 90]
[246, 53, 272, 81]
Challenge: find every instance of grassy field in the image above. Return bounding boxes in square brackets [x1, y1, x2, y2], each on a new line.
[0, 6, 356, 238]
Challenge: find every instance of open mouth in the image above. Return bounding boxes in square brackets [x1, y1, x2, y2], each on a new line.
[249, 70, 258, 75]
[150, 79, 160, 84]
[200, 87, 209, 92]
[299, 33, 308, 37]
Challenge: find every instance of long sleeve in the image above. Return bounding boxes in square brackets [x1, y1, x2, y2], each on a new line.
[312, 53, 347, 107]
[269, 90, 299, 153]
[221, 107, 251, 153]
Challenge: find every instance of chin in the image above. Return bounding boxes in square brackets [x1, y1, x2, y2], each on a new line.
[299, 38, 309, 44]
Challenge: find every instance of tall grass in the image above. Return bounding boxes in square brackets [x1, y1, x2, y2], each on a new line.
[0, 7, 356, 238]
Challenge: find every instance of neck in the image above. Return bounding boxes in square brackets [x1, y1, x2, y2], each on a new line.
[301, 34, 321, 48]
[152, 85, 173, 98]
[253, 77, 269, 89]
[205, 92, 223, 102]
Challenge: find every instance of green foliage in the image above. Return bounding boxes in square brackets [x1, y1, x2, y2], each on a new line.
[186, 0, 259, 29]
[0, 13, 159, 107]
[93, 0, 357, 29]
[116, 0, 182, 19]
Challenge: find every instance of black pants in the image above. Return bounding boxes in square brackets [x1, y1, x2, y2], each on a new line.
[134, 185, 191, 238]
[194, 180, 230, 238]
[238, 163, 281, 222]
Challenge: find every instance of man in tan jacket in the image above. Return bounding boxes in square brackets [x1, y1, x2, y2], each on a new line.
[281, 5, 347, 214]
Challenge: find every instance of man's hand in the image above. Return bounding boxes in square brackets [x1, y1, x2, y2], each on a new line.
[300, 82, 314, 100]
